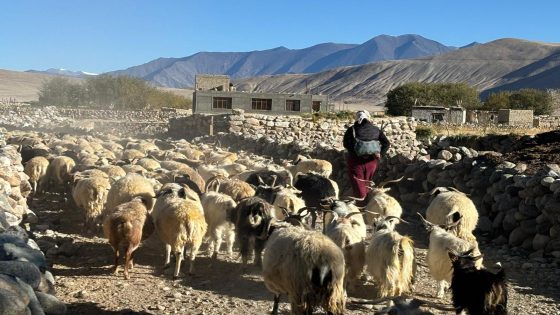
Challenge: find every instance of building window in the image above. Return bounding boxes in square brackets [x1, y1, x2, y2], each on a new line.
[312, 101, 321, 112]
[252, 98, 272, 110]
[286, 99, 301, 111]
[212, 97, 232, 109]
[432, 113, 444, 122]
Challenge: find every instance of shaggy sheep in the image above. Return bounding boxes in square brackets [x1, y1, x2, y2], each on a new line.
[98, 165, 127, 183]
[72, 175, 111, 232]
[103, 196, 151, 279]
[152, 183, 207, 278]
[23, 156, 49, 195]
[418, 213, 483, 298]
[449, 249, 508, 315]
[197, 164, 229, 182]
[218, 163, 247, 177]
[206, 175, 255, 202]
[201, 191, 237, 259]
[366, 216, 415, 299]
[425, 187, 479, 246]
[324, 211, 366, 291]
[42, 156, 76, 194]
[285, 155, 333, 178]
[135, 157, 161, 171]
[104, 173, 156, 215]
[263, 222, 346, 315]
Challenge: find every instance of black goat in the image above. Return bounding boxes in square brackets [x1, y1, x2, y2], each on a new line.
[293, 172, 338, 228]
[231, 197, 275, 267]
[449, 249, 508, 315]
[245, 170, 291, 188]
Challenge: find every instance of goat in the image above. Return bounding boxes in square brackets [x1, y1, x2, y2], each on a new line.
[449, 249, 508, 315]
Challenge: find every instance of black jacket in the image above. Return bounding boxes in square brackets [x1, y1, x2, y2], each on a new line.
[343, 119, 390, 158]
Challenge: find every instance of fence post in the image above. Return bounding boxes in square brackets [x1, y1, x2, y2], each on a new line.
[209, 116, 214, 136]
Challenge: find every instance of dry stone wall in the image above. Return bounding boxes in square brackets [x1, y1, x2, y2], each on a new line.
[0, 132, 66, 314]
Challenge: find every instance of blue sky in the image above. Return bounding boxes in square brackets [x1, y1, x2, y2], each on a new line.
[0, 0, 558, 73]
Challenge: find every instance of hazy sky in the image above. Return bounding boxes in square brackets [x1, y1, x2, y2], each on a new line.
[1, 0, 558, 73]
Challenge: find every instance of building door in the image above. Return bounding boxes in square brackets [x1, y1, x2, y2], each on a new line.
[431, 113, 444, 122]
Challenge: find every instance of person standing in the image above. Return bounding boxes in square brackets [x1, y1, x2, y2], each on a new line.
[343, 110, 390, 199]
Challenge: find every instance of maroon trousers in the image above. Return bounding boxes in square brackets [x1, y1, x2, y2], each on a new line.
[347, 155, 378, 198]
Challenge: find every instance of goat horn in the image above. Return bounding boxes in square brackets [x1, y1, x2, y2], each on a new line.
[417, 212, 434, 227]
[344, 212, 364, 220]
[271, 175, 277, 188]
[377, 176, 404, 188]
[346, 196, 366, 201]
[352, 176, 373, 183]
[384, 215, 410, 224]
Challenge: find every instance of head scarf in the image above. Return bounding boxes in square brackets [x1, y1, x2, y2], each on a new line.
[355, 110, 371, 124]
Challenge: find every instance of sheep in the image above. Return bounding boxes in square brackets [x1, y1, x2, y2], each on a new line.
[293, 172, 339, 228]
[72, 175, 111, 232]
[417, 213, 483, 298]
[201, 191, 237, 259]
[42, 155, 76, 194]
[177, 147, 205, 160]
[425, 187, 479, 246]
[366, 216, 415, 299]
[324, 211, 367, 291]
[121, 149, 145, 161]
[448, 249, 508, 315]
[206, 175, 255, 202]
[254, 184, 306, 219]
[263, 222, 346, 315]
[197, 164, 229, 182]
[135, 157, 161, 171]
[98, 165, 127, 183]
[231, 196, 275, 266]
[285, 155, 333, 178]
[321, 198, 367, 238]
[152, 183, 207, 278]
[348, 177, 404, 225]
[104, 173, 156, 215]
[205, 151, 238, 165]
[103, 196, 151, 279]
[218, 163, 247, 177]
[23, 156, 49, 195]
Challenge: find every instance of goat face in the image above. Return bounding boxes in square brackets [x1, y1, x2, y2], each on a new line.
[448, 248, 483, 269]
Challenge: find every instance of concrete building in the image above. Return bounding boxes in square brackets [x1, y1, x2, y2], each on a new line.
[498, 109, 534, 126]
[411, 106, 466, 124]
[193, 74, 328, 114]
[466, 110, 499, 124]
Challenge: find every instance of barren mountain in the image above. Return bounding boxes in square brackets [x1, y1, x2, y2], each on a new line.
[235, 39, 560, 104]
[108, 34, 455, 88]
[0, 69, 82, 102]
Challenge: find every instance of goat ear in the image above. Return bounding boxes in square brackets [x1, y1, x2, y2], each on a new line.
[448, 251, 459, 262]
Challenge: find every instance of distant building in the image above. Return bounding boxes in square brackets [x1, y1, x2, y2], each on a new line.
[193, 75, 328, 114]
[498, 109, 534, 126]
[466, 110, 499, 124]
[411, 106, 466, 124]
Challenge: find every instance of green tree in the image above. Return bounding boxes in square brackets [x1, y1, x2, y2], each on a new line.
[385, 82, 480, 116]
[483, 89, 553, 115]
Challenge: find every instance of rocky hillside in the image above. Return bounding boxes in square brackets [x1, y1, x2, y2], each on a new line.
[235, 39, 560, 104]
[107, 34, 455, 88]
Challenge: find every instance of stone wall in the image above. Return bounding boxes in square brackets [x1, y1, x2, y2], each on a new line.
[0, 133, 66, 313]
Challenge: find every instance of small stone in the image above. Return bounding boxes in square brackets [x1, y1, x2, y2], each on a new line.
[74, 290, 88, 299]
[437, 150, 453, 161]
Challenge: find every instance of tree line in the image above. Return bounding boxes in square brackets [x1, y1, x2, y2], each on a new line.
[386, 82, 554, 116]
[36, 76, 192, 110]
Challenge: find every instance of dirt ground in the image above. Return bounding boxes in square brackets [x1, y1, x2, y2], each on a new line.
[27, 193, 560, 315]
[478, 129, 560, 174]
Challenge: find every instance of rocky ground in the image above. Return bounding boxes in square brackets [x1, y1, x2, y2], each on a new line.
[28, 193, 560, 315]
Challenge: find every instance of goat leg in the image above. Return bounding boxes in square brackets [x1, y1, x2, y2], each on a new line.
[271, 294, 280, 315]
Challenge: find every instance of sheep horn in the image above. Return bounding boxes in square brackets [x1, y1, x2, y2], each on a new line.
[377, 176, 404, 188]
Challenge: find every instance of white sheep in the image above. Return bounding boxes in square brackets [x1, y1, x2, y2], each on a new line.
[201, 191, 237, 259]
[72, 175, 111, 232]
[206, 175, 255, 202]
[197, 164, 229, 182]
[43, 156, 76, 194]
[425, 187, 479, 245]
[417, 213, 483, 298]
[285, 155, 333, 178]
[152, 183, 208, 278]
[349, 177, 404, 225]
[23, 156, 49, 195]
[104, 173, 156, 215]
[366, 216, 415, 299]
[263, 223, 346, 315]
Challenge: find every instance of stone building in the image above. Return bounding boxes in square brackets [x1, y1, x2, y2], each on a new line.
[411, 106, 466, 124]
[466, 110, 499, 124]
[497, 109, 534, 126]
[193, 75, 328, 114]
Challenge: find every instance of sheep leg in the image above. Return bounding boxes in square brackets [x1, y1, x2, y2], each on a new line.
[173, 249, 184, 279]
[225, 229, 235, 258]
[164, 244, 172, 267]
[212, 227, 224, 259]
[254, 239, 266, 267]
[112, 249, 120, 275]
[123, 246, 134, 280]
[188, 240, 202, 275]
[271, 294, 280, 315]
[436, 280, 447, 298]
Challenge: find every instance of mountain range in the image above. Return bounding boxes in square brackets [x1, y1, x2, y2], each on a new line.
[107, 34, 457, 88]
[26, 68, 97, 78]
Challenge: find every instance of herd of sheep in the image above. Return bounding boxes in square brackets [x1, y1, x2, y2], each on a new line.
[10, 130, 508, 314]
